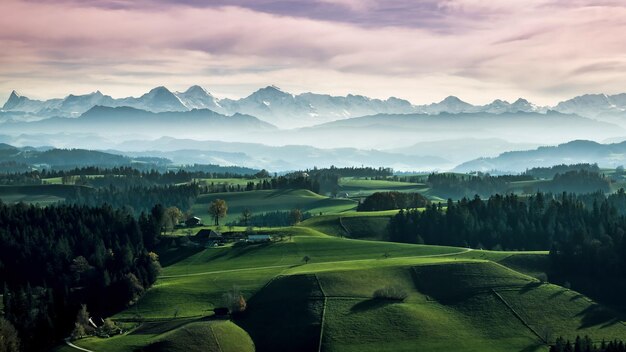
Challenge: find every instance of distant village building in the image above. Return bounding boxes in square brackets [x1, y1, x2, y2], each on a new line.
[185, 216, 202, 227]
[247, 234, 272, 243]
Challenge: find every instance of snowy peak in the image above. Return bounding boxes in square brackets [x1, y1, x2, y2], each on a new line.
[59, 91, 115, 116]
[144, 86, 174, 98]
[3, 90, 25, 110]
[441, 95, 467, 104]
[133, 86, 187, 112]
[175, 85, 223, 112]
[423, 95, 474, 114]
[182, 85, 211, 96]
[249, 85, 291, 100]
[510, 98, 536, 112]
[553, 93, 626, 118]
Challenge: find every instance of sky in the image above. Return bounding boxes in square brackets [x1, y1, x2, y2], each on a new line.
[1, 0, 626, 106]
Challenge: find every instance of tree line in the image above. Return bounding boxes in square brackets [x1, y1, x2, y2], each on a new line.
[525, 163, 601, 179]
[227, 209, 312, 227]
[425, 170, 609, 199]
[0, 202, 163, 351]
[64, 184, 200, 216]
[550, 336, 626, 352]
[357, 192, 429, 211]
[388, 190, 626, 281]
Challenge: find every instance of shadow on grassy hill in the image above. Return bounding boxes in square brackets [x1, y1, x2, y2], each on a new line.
[349, 298, 396, 313]
[576, 304, 623, 329]
[236, 274, 324, 352]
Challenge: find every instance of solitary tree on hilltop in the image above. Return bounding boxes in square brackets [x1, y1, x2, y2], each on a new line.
[208, 199, 228, 226]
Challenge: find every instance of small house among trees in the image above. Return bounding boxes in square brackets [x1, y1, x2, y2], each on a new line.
[194, 229, 223, 245]
[185, 216, 202, 227]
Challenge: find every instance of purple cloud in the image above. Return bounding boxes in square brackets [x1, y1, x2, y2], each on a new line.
[2, 0, 626, 106]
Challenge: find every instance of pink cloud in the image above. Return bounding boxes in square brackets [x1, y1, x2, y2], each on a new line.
[1, 0, 626, 106]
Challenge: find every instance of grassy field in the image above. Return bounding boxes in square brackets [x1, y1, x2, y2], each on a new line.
[59, 319, 254, 352]
[337, 177, 428, 198]
[42, 175, 105, 185]
[64, 219, 626, 352]
[0, 184, 85, 205]
[191, 189, 358, 224]
[301, 211, 397, 240]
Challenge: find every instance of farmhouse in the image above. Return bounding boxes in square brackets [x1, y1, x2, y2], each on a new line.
[185, 216, 202, 227]
[247, 234, 272, 243]
[194, 229, 223, 244]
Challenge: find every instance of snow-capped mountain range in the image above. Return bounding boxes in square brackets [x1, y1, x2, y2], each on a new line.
[3, 85, 626, 128]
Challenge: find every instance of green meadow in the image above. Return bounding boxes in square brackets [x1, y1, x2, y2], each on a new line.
[337, 177, 428, 198]
[64, 217, 626, 352]
[192, 189, 357, 224]
[12, 178, 623, 351]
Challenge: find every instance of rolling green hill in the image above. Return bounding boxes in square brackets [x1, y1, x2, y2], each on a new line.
[301, 211, 396, 240]
[192, 189, 358, 224]
[63, 221, 626, 352]
[337, 177, 428, 198]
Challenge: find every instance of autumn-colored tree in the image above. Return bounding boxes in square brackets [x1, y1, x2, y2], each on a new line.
[208, 199, 228, 226]
[164, 206, 184, 234]
[223, 286, 247, 313]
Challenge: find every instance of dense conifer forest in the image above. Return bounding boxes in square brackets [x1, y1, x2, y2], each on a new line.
[0, 202, 162, 351]
[389, 190, 626, 280]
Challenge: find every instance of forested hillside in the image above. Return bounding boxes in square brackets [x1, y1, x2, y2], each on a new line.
[0, 202, 162, 351]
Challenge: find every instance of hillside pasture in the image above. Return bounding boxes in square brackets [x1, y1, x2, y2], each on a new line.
[337, 177, 428, 198]
[0, 184, 85, 205]
[192, 189, 357, 224]
[67, 225, 626, 352]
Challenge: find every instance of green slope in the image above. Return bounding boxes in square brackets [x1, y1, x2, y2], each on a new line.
[72, 320, 254, 352]
[192, 189, 357, 224]
[67, 225, 626, 352]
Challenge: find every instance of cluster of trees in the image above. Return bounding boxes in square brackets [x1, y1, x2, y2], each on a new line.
[357, 192, 429, 212]
[227, 209, 312, 227]
[305, 166, 393, 178]
[0, 161, 32, 174]
[217, 175, 322, 194]
[550, 336, 626, 352]
[0, 165, 262, 187]
[389, 190, 626, 283]
[576, 189, 626, 216]
[525, 163, 601, 179]
[426, 170, 610, 199]
[426, 173, 531, 199]
[0, 202, 162, 351]
[303, 166, 393, 194]
[542, 170, 610, 194]
[65, 184, 200, 216]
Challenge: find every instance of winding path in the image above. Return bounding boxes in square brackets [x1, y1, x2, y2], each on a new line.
[65, 338, 95, 352]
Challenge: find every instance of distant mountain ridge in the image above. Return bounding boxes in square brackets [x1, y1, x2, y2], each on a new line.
[5, 85, 626, 128]
[0, 106, 277, 139]
[454, 140, 626, 173]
